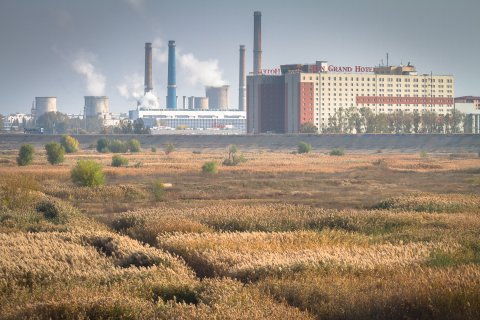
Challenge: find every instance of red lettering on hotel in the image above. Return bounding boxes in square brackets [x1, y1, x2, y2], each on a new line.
[356, 96, 454, 106]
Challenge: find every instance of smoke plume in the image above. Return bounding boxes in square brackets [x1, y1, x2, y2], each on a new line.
[178, 53, 226, 87]
[117, 73, 144, 100]
[72, 53, 106, 96]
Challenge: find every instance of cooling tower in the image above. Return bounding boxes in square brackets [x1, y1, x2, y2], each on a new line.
[194, 97, 209, 110]
[145, 42, 153, 94]
[239, 45, 246, 111]
[206, 85, 229, 110]
[253, 11, 262, 75]
[35, 97, 57, 119]
[84, 96, 109, 118]
[167, 40, 177, 109]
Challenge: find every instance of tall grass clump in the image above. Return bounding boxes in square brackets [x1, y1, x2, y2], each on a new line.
[45, 142, 65, 165]
[111, 155, 129, 167]
[17, 144, 34, 166]
[60, 135, 79, 153]
[202, 162, 218, 174]
[297, 141, 312, 154]
[152, 180, 165, 201]
[71, 160, 105, 187]
[164, 142, 175, 155]
[330, 148, 345, 156]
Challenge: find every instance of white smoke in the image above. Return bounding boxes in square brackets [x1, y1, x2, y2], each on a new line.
[152, 38, 168, 63]
[138, 91, 160, 109]
[125, 0, 145, 11]
[72, 53, 106, 96]
[178, 53, 226, 87]
[117, 73, 144, 100]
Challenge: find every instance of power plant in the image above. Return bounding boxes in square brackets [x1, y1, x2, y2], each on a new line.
[84, 96, 109, 119]
[253, 11, 262, 75]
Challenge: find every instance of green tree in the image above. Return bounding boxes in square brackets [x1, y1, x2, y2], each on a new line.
[297, 141, 312, 154]
[128, 139, 141, 153]
[300, 122, 318, 134]
[133, 118, 150, 134]
[17, 144, 34, 166]
[71, 160, 105, 187]
[45, 142, 65, 165]
[36, 112, 71, 134]
[111, 155, 129, 167]
[60, 135, 79, 153]
[96, 138, 111, 153]
[202, 161, 218, 174]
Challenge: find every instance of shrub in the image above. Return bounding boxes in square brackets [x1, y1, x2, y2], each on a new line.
[17, 144, 34, 166]
[152, 180, 165, 201]
[60, 135, 79, 153]
[45, 142, 65, 165]
[202, 162, 218, 174]
[96, 138, 110, 153]
[223, 145, 247, 166]
[151, 147, 157, 153]
[330, 148, 345, 156]
[109, 140, 129, 153]
[35, 200, 67, 224]
[164, 142, 175, 155]
[71, 160, 105, 187]
[297, 141, 312, 154]
[111, 155, 129, 167]
[420, 150, 429, 158]
[128, 139, 141, 153]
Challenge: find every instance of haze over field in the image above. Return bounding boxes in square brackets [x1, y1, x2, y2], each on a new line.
[0, 0, 479, 114]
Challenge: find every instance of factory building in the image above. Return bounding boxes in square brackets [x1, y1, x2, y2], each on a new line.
[455, 96, 480, 134]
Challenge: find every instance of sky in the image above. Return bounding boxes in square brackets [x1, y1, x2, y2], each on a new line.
[0, 0, 479, 115]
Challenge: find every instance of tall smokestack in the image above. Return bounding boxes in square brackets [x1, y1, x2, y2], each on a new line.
[253, 11, 262, 75]
[239, 45, 246, 111]
[144, 42, 153, 94]
[167, 40, 177, 109]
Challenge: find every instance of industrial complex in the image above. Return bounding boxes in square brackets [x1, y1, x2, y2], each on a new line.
[2, 11, 479, 134]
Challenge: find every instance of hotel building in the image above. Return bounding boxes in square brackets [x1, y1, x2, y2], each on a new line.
[247, 61, 454, 133]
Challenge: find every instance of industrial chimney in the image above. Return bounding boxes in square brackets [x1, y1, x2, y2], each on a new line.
[167, 40, 177, 109]
[239, 45, 246, 111]
[253, 11, 262, 75]
[145, 43, 153, 94]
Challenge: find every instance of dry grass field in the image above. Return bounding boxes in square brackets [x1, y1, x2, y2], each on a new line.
[0, 144, 479, 319]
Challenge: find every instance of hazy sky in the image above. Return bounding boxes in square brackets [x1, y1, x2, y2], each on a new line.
[0, 0, 479, 115]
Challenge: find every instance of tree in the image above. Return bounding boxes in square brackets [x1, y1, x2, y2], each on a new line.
[413, 111, 421, 134]
[133, 119, 150, 134]
[223, 144, 246, 166]
[17, 144, 34, 166]
[300, 122, 318, 134]
[96, 138, 111, 153]
[45, 142, 65, 165]
[36, 112, 71, 134]
[111, 155, 129, 167]
[202, 161, 218, 174]
[60, 135, 79, 153]
[164, 142, 175, 155]
[297, 141, 312, 154]
[0, 114, 4, 131]
[71, 160, 105, 187]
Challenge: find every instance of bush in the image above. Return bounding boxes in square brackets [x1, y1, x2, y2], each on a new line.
[420, 150, 429, 158]
[297, 141, 312, 154]
[60, 135, 79, 153]
[330, 148, 345, 156]
[111, 155, 129, 167]
[45, 142, 65, 165]
[152, 180, 165, 201]
[223, 145, 247, 166]
[109, 140, 129, 153]
[71, 160, 105, 187]
[202, 161, 218, 174]
[96, 138, 110, 153]
[17, 144, 34, 166]
[164, 142, 175, 155]
[151, 147, 157, 153]
[128, 139, 141, 153]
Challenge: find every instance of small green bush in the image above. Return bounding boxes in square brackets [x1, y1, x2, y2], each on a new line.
[202, 161, 218, 174]
[128, 139, 141, 153]
[45, 142, 65, 165]
[152, 180, 165, 201]
[297, 141, 312, 154]
[151, 147, 157, 153]
[109, 140, 129, 153]
[420, 150, 429, 158]
[111, 155, 129, 167]
[71, 160, 105, 187]
[164, 142, 175, 155]
[17, 144, 34, 166]
[330, 148, 345, 156]
[60, 135, 79, 153]
[96, 138, 110, 153]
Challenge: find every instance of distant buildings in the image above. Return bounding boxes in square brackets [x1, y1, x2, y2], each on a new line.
[455, 96, 480, 134]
